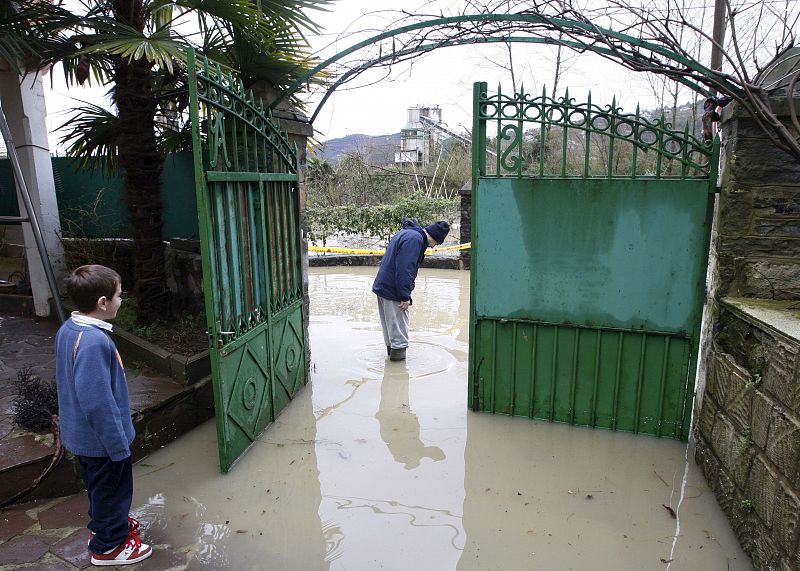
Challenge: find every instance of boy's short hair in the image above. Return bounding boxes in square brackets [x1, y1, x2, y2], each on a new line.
[65, 265, 121, 313]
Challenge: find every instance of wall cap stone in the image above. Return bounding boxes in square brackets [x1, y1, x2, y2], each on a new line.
[722, 297, 800, 344]
[721, 96, 800, 122]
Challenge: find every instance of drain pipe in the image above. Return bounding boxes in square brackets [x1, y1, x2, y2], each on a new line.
[0, 101, 66, 323]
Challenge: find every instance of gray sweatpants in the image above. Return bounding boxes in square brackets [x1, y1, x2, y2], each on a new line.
[376, 295, 410, 349]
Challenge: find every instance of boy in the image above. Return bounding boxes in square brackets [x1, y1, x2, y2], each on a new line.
[55, 265, 152, 566]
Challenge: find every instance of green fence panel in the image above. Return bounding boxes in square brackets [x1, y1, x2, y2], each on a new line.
[0, 153, 198, 238]
[188, 51, 305, 472]
[0, 160, 19, 218]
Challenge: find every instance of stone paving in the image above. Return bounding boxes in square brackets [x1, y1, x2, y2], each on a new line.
[0, 493, 185, 570]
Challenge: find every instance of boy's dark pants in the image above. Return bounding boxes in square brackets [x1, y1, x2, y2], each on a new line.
[77, 454, 133, 553]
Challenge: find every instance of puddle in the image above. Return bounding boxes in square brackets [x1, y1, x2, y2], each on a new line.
[130, 266, 751, 570]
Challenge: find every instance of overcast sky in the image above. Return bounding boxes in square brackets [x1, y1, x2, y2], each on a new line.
[300, 1, 671, 141]
[42, 0, 687, 150]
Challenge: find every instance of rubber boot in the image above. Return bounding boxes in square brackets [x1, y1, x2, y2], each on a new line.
[389, 347, 406, 361]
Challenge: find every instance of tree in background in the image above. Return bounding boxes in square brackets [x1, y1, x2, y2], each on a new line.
[19, 0, 328, 323]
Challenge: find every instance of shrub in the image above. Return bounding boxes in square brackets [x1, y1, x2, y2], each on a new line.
[12, 367, 58, 432]
[307, 192, 458, 245]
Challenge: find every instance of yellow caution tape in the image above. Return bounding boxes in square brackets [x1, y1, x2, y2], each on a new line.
[308, 242, 471, 256]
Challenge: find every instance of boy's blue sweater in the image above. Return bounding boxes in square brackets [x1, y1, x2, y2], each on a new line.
[55, 319, 134, 461]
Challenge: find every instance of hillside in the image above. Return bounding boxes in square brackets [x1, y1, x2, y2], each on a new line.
[310, 133, 401, 165]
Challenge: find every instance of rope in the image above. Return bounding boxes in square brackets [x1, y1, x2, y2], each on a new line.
[308, 243, 471, 256]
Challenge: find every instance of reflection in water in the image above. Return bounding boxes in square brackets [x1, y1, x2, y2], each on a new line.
[130, 371, 330, 570]
[193, 522, 231, 567]
[328, 495, 464, 549]
[456, 413, 753, 571]
[322, 520, 345, 564]
[312, 268, 467, 570]
[377, 363, 445, 469]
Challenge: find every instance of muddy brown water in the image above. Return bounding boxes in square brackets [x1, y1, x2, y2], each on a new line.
[130, 267, 751, 570]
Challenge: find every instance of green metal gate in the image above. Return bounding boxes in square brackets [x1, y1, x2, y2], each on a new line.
[188, 52, 306, 471]
[468, 83, 718, 440]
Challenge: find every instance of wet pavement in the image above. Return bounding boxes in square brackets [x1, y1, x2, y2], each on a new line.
[1, 267, 753, 570]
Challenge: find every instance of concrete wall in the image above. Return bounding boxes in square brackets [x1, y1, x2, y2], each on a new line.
[694, 95, 800, 570]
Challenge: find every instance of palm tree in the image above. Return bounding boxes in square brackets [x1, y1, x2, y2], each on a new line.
[39, 0, 328, 323]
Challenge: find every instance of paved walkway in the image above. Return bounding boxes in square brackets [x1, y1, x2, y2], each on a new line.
[0, 494, 181, 570]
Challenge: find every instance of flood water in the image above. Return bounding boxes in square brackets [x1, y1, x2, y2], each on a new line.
[130, 267, 751, 570]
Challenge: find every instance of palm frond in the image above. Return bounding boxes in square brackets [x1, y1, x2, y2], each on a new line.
[0, 1, 79, 73]
[79, 26, 185, 73]
[58, 103, 121, 173]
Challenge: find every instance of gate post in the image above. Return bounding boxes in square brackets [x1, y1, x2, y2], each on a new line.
[458, 179, 471, 269]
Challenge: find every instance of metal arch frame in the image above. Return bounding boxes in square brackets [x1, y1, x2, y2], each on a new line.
[306, 36, 713, 125]
[269, 14, 743, 114]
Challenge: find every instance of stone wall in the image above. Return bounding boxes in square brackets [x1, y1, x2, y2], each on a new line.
[715, 98, 800, 300]
[694, 92, 800, 570]
[695, 301, 800, 570]
[62, 238, 204, 317]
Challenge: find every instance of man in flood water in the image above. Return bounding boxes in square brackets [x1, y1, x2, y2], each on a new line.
[372, 218, 450, 361]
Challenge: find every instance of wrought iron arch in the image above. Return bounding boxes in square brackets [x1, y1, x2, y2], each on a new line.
[269, 14, 744, 118]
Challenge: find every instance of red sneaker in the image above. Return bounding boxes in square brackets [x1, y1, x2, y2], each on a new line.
[88, 517, 143, 545]
[90, 532, 152, 566]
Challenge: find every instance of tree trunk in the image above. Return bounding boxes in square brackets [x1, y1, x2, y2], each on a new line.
[113, 0, 167, 323]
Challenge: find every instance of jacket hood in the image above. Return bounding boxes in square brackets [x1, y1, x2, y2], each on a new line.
[401, 216, 422, 230]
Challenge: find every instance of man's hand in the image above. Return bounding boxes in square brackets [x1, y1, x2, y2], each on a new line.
[399, 300, 410, 311]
